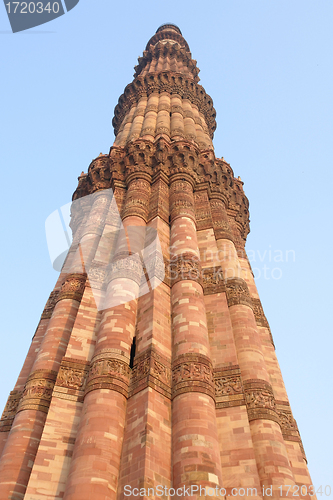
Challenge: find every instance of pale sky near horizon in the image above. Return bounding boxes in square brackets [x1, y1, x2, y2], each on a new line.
[0, 0, 332, 491]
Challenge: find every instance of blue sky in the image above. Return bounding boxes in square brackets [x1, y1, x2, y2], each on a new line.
[1, 0, 332, 489]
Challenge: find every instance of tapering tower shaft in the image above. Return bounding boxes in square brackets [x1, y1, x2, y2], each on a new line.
[0, 24, 314, 500]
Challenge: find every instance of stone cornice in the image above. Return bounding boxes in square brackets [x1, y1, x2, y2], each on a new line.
[72, 139, 250, 242]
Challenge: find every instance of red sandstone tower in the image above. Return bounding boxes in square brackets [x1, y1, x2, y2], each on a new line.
[0, 25, 315, 500]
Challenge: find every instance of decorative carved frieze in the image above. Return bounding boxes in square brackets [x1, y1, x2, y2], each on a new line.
[252, 298, 269, 328]
[172, 353, 215, 399]
[85, 350, 131, 398]
[0, 390, 23, 432]
[41, 290, 60, 320]
[202, 267, 225, 295]
[55, 359, 90, 391]
[225, 278, 253, 309]
[53, 358, 90, 403]
[88, 156, 111, 192]
[106, 254, 144, 286]
[148, 177, 169, 223]
[210, 198, 234, 241]
[122, 176, 151, 222]
[275, 400, 307, 462]
[243, 379, 280, 424]
[169, 253, 202, 287]
[275, 400, 299, 439]
[87, 261, 107, 289]
[251, 298, 275, 347]
[129, 347, 171, 399]
[194, 190, 213, 231]
[56, 273, 87, 303]
[72, 143, 251, 248]
[17, 370, 58, 414]
[214, 366, 245, 409]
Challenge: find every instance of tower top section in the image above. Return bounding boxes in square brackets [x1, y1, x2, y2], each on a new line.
[112, 25, 217, 148]
[156, 23, 182, 35]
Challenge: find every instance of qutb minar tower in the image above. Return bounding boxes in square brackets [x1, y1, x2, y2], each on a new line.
[0, 25, 315, 500]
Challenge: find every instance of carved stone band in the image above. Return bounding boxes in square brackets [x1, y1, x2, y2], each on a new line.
[129, 347, 171, 399]
[172, 353, 215, 400]
[202, 266, 225, 295]
[56, 273, 87, 303]
[170, 253, 202, 287]
[0, 390, 23, 432]
[17, 370, 58, 414]
[41, 290, 60, 320]
[53, 358, 90, 402]
[85, 351, 131, 398]
[252, 298, 269, 328]
[106, 254, 143, 286]
[214, 366, 245, 409]
[243, 379, 280, 425]
[225, 278, 253, 309]
[275, 400, 307, 462]
[252, 297, 275, 347]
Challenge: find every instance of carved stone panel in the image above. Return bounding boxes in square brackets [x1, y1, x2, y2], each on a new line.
[202, 266, 225, 295]
[18, 370, 58, 414]
[172, 353, 215, 399]
[41, 290, 60, 320]
[252, 298, 269, 328]
[53, 358, 90, 403]
[56, 273, 87, 303]
[0, 390, 23, 432]
[85, 350, 131, 398]
[214, 366, 245, 409]
[129, 347, 171, 399]
[169, 253, 202, 287]
[225, 278, 253, 309]
[243, 379, 280, 424]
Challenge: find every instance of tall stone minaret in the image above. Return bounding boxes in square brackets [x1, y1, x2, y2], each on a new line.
[0, 24, 315, 500]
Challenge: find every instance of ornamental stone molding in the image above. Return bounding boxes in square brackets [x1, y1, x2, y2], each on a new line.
[275, 400, 307, 462]
[202, 266, 225, 295]
[214, 366, 245, 409]
[129, 347, 171, 399]
[0, 390, 23, 432]
[85, 349, 131, 398]
[106, 254, 144, 286]
[41, 290, 60, 320]
[56, 273, 87, 303]
[172, 353, 215, 400]
[251, 297, 275, 347]
[56, 358, 90, 391]
[225, 278, 253, 309]
[71, 141, 250, 243]
[169, 252, 202, 287]
[53, 358, 90, 403]
[243, 379, 280, 425]
[252, 298, 269, 328]
[17, 370, 58, 414]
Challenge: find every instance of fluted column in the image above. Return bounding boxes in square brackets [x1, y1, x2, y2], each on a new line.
[63, 175, 150, 500]
[0, 274, 86, 500]
[170, 174, 223, 499]
[239, 256, 313, 497]
[210, 198, 299, 499]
